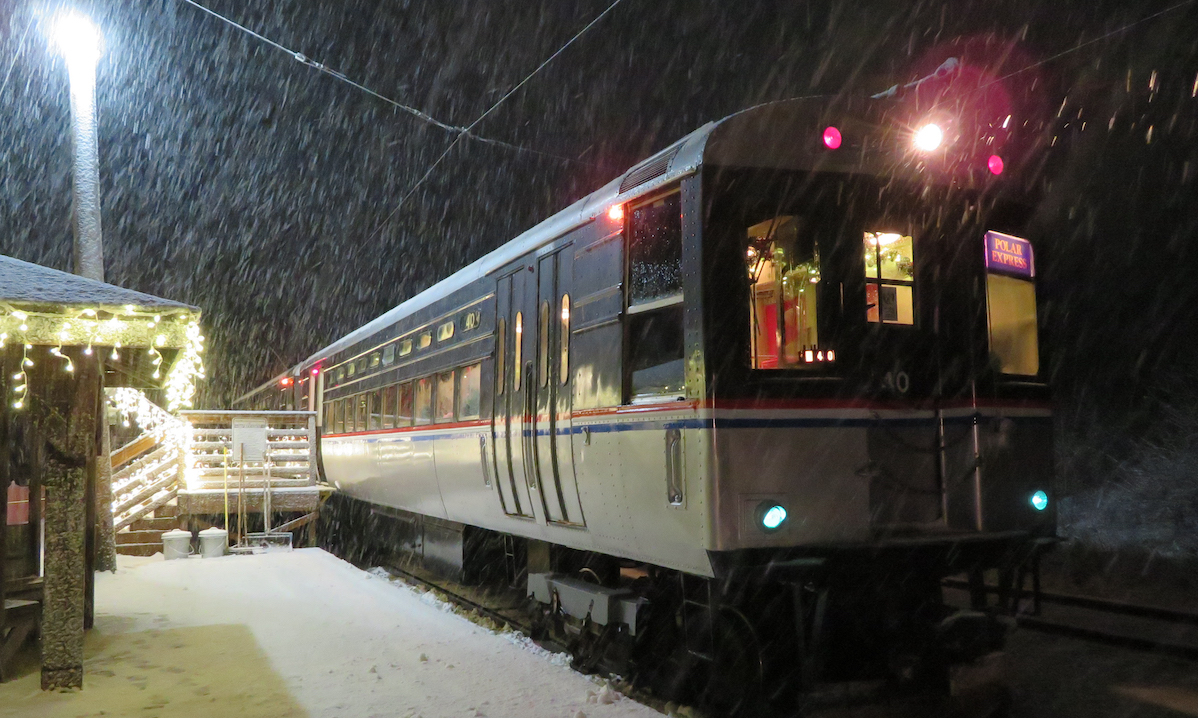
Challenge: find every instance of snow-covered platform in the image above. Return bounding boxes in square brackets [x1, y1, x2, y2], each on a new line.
[0, 549, 660, 718]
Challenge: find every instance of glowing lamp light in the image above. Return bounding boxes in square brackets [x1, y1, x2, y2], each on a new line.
[804, 349, 814, 363]
[608, 204, 624, 222]
[914, 123, 943, 151]
[281, 377, 293, 387]
[822, 126, 842, 150]
[51, 11, 103, 71]
[1031, 490, 1049, 511]
[311, 368, 320, 376]
[760, 503, 788, 531]
[987, 154, 1005, 175]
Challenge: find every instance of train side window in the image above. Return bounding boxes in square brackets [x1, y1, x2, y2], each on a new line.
[398, 382, 414, 426]
[399, 339, 413, 357]
[436, 371, 455, 422]
[323, 401, 333, 431]
[627, 304, 685, 399]
[333, 400, 344, 434]
[438, 321, 455, 342]
[560, 294, 570, 384]
[514, 312, 523, 390]
[381, 386, 396, 429]
[458, 363, 481, 420]
[414, 377, 433, 425]
[383, 344, 395, 365]
[419, 332, 432, 350]
[356, 394, 368, 431]
[367, 389, 381, 430]
[357, 357, 368, 374]
[496, 318, 506, 395]
[344, 398, 355, 433]
[539, 301, 550, 387]
[629, 188, 683, 305]
[370, 352, 380, 368]
[346, 362, 356, 378]
[863, 231, 915, 326]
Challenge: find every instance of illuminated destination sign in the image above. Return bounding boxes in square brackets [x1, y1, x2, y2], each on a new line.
[984, 230, 1034, 278]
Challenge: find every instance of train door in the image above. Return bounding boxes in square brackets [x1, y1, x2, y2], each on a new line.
[532, 249, 586, 526]
[491, 272, 536, 518]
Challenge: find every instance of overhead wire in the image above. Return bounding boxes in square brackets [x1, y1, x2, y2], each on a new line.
[177, 0, 584, 163]
[366, 0, 631, 241]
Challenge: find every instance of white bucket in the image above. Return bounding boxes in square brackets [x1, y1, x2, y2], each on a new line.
[162, 529, 191, 560]
[199, 527, 228, 558]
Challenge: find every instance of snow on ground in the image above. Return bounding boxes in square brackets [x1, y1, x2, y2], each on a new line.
[0, 549, 661, 718]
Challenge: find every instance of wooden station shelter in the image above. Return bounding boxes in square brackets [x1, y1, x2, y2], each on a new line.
[0, 255, 202, 689]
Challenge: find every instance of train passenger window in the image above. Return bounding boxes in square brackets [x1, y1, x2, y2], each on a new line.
[496, 319, 506, 395]
[539, 301, 550, 387]
[414, 377, 433, 425]
[629, 188, 683, 306]
[419, 332, 432, 350]
[346, 362, 356, 378]
[336, 367, 345, 383]
[381, 385, 397, 428]
[344, 398, 355, 433]
[746, 216, 826, 368]
[436, 371, 455, 423]
[458, 364, 481, 420]
[514, 312, 523, 391]
[370, 352, 380, 368]
[398, 382, 414, 426]
[399, 339, 413, 357]
[335, 400, 345, 434]
[438, 321, 455, 342]
[560, 294, 570, 384]
[863, 231, 915, 325]
[323, 401, 333, 431]
[368, 389, 382, 430]
[627, 304, 685, 399]
[383, 344, 395, 365]
[356, 394, 368, 431]
[358, 357, 368, 374]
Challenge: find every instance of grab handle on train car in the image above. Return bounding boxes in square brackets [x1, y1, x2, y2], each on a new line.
[665, 427, 684, 506]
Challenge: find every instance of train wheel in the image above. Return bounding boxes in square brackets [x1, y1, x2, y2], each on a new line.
[704, 606, 765, 715]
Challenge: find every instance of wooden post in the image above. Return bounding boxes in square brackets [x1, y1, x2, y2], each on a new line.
[38, 349, 98, 690]
[1, 346, 9, 634]
[94, 378, 116, 573]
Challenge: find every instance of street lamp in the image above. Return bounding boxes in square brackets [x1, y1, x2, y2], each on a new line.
[51, 10, 105, 282]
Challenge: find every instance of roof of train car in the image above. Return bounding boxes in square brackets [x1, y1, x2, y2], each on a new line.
[267, 95, 900, 390]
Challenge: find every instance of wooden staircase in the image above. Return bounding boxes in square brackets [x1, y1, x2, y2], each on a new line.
[115, 503, 182, 557]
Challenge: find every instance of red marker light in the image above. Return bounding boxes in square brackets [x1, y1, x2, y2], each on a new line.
[281, 377, 293, 387]
[822, 126, 842, 150]
[608, 204, 624, 222]
[987, 154, 1005, 175]
[311, 368, 319, 376]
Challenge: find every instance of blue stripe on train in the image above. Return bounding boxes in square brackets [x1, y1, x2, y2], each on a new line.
[328, 413, 1050, 443]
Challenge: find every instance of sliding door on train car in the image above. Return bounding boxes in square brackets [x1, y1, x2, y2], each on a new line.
[492, 272, 536, 519]
[532, 248, 585, 527]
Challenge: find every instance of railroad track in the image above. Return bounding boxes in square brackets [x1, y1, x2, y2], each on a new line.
[943, 578, 1198, 661]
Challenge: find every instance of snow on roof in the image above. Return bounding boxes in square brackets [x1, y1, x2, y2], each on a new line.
[0, 254, 197, 313]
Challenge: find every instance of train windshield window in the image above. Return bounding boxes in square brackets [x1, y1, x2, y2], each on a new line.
[987, 273, 1039, 375]
[436, 371, 455, 422]
[381, 385, 397, 429]
[747, 215, 826, 369]
[629, 189, 683, 306]
[863, 231, 915, 325]
[414, 377, 433, 425]
[398, 382, 414, 426]
[458, 364, 482, 420]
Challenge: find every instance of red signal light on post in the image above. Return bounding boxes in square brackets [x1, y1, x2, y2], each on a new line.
[987, 154, 1004, 175]
[280, 377, 293, 387]
[822, 126, 842, 150]
[311, 368, 319, 376]
[608, 204, 624, 222]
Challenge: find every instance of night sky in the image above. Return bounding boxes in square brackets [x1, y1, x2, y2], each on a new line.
[2, 0, 1197, 545]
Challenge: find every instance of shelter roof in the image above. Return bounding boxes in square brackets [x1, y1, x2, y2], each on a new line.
[0, 254, 197, 313]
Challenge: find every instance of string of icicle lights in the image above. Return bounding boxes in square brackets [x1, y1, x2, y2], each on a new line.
[1, 303, 205, 412]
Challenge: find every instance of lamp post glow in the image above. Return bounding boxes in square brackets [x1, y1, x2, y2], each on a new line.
[52, 11, 105, 282]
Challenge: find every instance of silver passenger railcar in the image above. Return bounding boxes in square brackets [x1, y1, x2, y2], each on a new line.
[239, 92, 1054, 713]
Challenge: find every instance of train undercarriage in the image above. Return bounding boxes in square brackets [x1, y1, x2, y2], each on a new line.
[321, 493, 1040, 717]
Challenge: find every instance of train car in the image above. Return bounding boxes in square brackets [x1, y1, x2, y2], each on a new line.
[239, 88, 1054, 713]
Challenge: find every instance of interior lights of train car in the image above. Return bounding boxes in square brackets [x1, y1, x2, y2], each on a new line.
[987, 154, 1005, 175]
[1031, 490, 1049, 511]
[822, 126, 842, 149]
[608, 204, 624, 222]
[914, 123, 943, 151]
